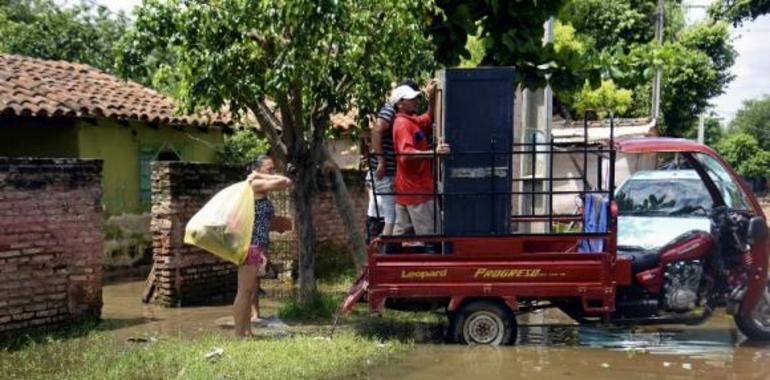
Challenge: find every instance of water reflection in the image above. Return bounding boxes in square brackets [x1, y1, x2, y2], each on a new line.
[365, 315, 770, 380]
[102, 281, 770, 379]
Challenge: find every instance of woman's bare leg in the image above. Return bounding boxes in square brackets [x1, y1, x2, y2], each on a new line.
[234, 265, 259, 337]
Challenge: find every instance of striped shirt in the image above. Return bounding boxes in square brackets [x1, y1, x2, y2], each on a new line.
[370, 102, 397, 177]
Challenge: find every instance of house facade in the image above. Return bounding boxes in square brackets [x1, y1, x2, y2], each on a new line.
[0, 54, 229, 215]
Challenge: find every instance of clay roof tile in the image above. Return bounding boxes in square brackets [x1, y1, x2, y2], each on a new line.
[0, 53, 230, 127]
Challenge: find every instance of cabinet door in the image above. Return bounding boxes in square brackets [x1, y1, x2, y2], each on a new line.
[441, 68, 516, 235]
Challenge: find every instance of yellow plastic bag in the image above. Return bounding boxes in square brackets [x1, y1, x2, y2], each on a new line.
[184, 181, 254, 265]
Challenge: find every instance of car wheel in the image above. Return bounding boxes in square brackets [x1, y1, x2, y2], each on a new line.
[449, 300, 516, 345]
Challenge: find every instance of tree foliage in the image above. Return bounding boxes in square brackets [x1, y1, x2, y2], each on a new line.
[729, 95, 770, 151]
[118, 0, 437, 304]
[218, 129, 271, 165]
[458, 34, 484, 68]
[553, 21, 589, 56]
[555, 1, 736, 137]
[716, 133, 770, 178]
[703, 116, 725, 148]
[561, 0, 655, 52]
[574, 80, 633, 119]
[0, 0, 128, 73]
[709, 0, 770, 25]
[427, 0, 591, 91]
[685, 114, 724, 148]
[657, 40, 723, 136]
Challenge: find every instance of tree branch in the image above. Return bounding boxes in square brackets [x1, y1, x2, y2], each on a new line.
[319, 144, 367, 270]
[245, 99, 288, 164]
[275, 95, 298, 154]
[310, 102, 333, 159]
[289, 78, 305, 141]
[335, 74, 354, 95]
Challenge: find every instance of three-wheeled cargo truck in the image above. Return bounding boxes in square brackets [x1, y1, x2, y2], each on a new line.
[342, 68, 770, 345]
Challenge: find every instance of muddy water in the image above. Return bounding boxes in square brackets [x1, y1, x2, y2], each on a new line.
[101, 280, 285, 339]
[365, 313, 770, 380]
[103, 281, 770, 379]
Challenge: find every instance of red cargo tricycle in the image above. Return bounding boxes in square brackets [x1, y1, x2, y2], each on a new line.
[344, 122, 769, 346]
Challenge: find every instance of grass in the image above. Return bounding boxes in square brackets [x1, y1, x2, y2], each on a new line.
[276, 269, 358, 322]
[278, 292, 344, 321]
[1, 328, 409, 380]
[0, 317, 102, 352]
[1, 271, 449, 379]
[354, 310, 447, 344]
[0, 290, 428, 380]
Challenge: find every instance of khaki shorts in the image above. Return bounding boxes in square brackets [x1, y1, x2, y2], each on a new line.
[393, 200, 441, 236]
[372, 176, 396, 224]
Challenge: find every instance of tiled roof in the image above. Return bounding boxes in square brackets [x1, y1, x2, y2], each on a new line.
[0, 54, 229, 127]
[329, 109, 358, 131]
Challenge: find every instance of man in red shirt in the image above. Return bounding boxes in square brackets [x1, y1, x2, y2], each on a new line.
[391, 81, 450, 237]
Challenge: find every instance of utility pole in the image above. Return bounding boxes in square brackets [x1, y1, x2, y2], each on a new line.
[697, 113, 705, 144]
[519, 17, 554, 234]
[651, 0, 664, 120]
[543, 17, 553, 232]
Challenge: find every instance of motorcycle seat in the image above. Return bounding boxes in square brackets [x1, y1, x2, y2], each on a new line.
[617, 230, 712, 274]
[618, 249, 660, 273]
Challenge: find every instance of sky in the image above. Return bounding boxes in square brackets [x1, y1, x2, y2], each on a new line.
[88, 0, 769, 123]
[685, 0, 770, 123]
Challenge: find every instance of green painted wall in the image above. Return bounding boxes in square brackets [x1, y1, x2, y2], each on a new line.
[0, 118, 79, 157]
[77, 119, 224, 215]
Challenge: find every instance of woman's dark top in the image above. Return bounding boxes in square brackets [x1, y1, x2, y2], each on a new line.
[251, 197, 275, 249]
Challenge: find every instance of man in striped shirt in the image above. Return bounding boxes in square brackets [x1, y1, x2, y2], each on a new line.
[370, 80, 421, 237]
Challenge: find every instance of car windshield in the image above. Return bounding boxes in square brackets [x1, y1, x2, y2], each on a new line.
[616, 178, 712, 216]
[694, 153, 750, 210]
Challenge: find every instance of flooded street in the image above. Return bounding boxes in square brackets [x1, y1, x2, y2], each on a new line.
[101, 280, 284, 339]
[101, 281, 770, 379]
[366, 314, 770, 380]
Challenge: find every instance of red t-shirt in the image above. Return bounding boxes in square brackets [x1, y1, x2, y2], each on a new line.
[393, 111, 434, 205]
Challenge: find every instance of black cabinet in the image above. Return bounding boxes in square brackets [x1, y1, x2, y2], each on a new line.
[438, 68, 515, 235]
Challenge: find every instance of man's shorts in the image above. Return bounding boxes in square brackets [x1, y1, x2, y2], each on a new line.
[393, 199, 441, 236]
[372, 175, 396, 225]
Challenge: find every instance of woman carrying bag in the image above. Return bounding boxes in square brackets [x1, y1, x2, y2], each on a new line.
[234, 155, 292, 337]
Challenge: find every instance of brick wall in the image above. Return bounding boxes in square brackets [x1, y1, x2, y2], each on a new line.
[150, 162, 244, 306]
[0, 157, 103, 334]
[313, 170, 368, 247]
[150, 162, 368, 306]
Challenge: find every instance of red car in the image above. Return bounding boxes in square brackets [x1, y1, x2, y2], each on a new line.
[343, 137, 769, 346]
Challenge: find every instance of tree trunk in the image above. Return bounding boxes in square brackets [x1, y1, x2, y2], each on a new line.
[292, 160, 318, 305]
[322, 149, 367, 271]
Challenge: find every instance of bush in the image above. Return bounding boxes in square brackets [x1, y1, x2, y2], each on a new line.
[574, 79, 633, 119]
[716, 133, 770, 178]
[218, 128, 271, 165]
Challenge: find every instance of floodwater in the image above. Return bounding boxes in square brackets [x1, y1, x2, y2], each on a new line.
[102, 281, 770, 379]
[101, 280, 285, 339]
[365, 313, 770, 380]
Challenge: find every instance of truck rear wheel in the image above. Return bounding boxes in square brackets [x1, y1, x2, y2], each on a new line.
[449, 300, 516, 345]
[735, 281, 770, 341]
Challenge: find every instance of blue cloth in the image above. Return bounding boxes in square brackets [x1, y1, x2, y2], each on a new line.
[579, 194, 608, 253]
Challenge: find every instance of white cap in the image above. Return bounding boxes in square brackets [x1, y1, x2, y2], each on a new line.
[389, 85, 421, 104]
